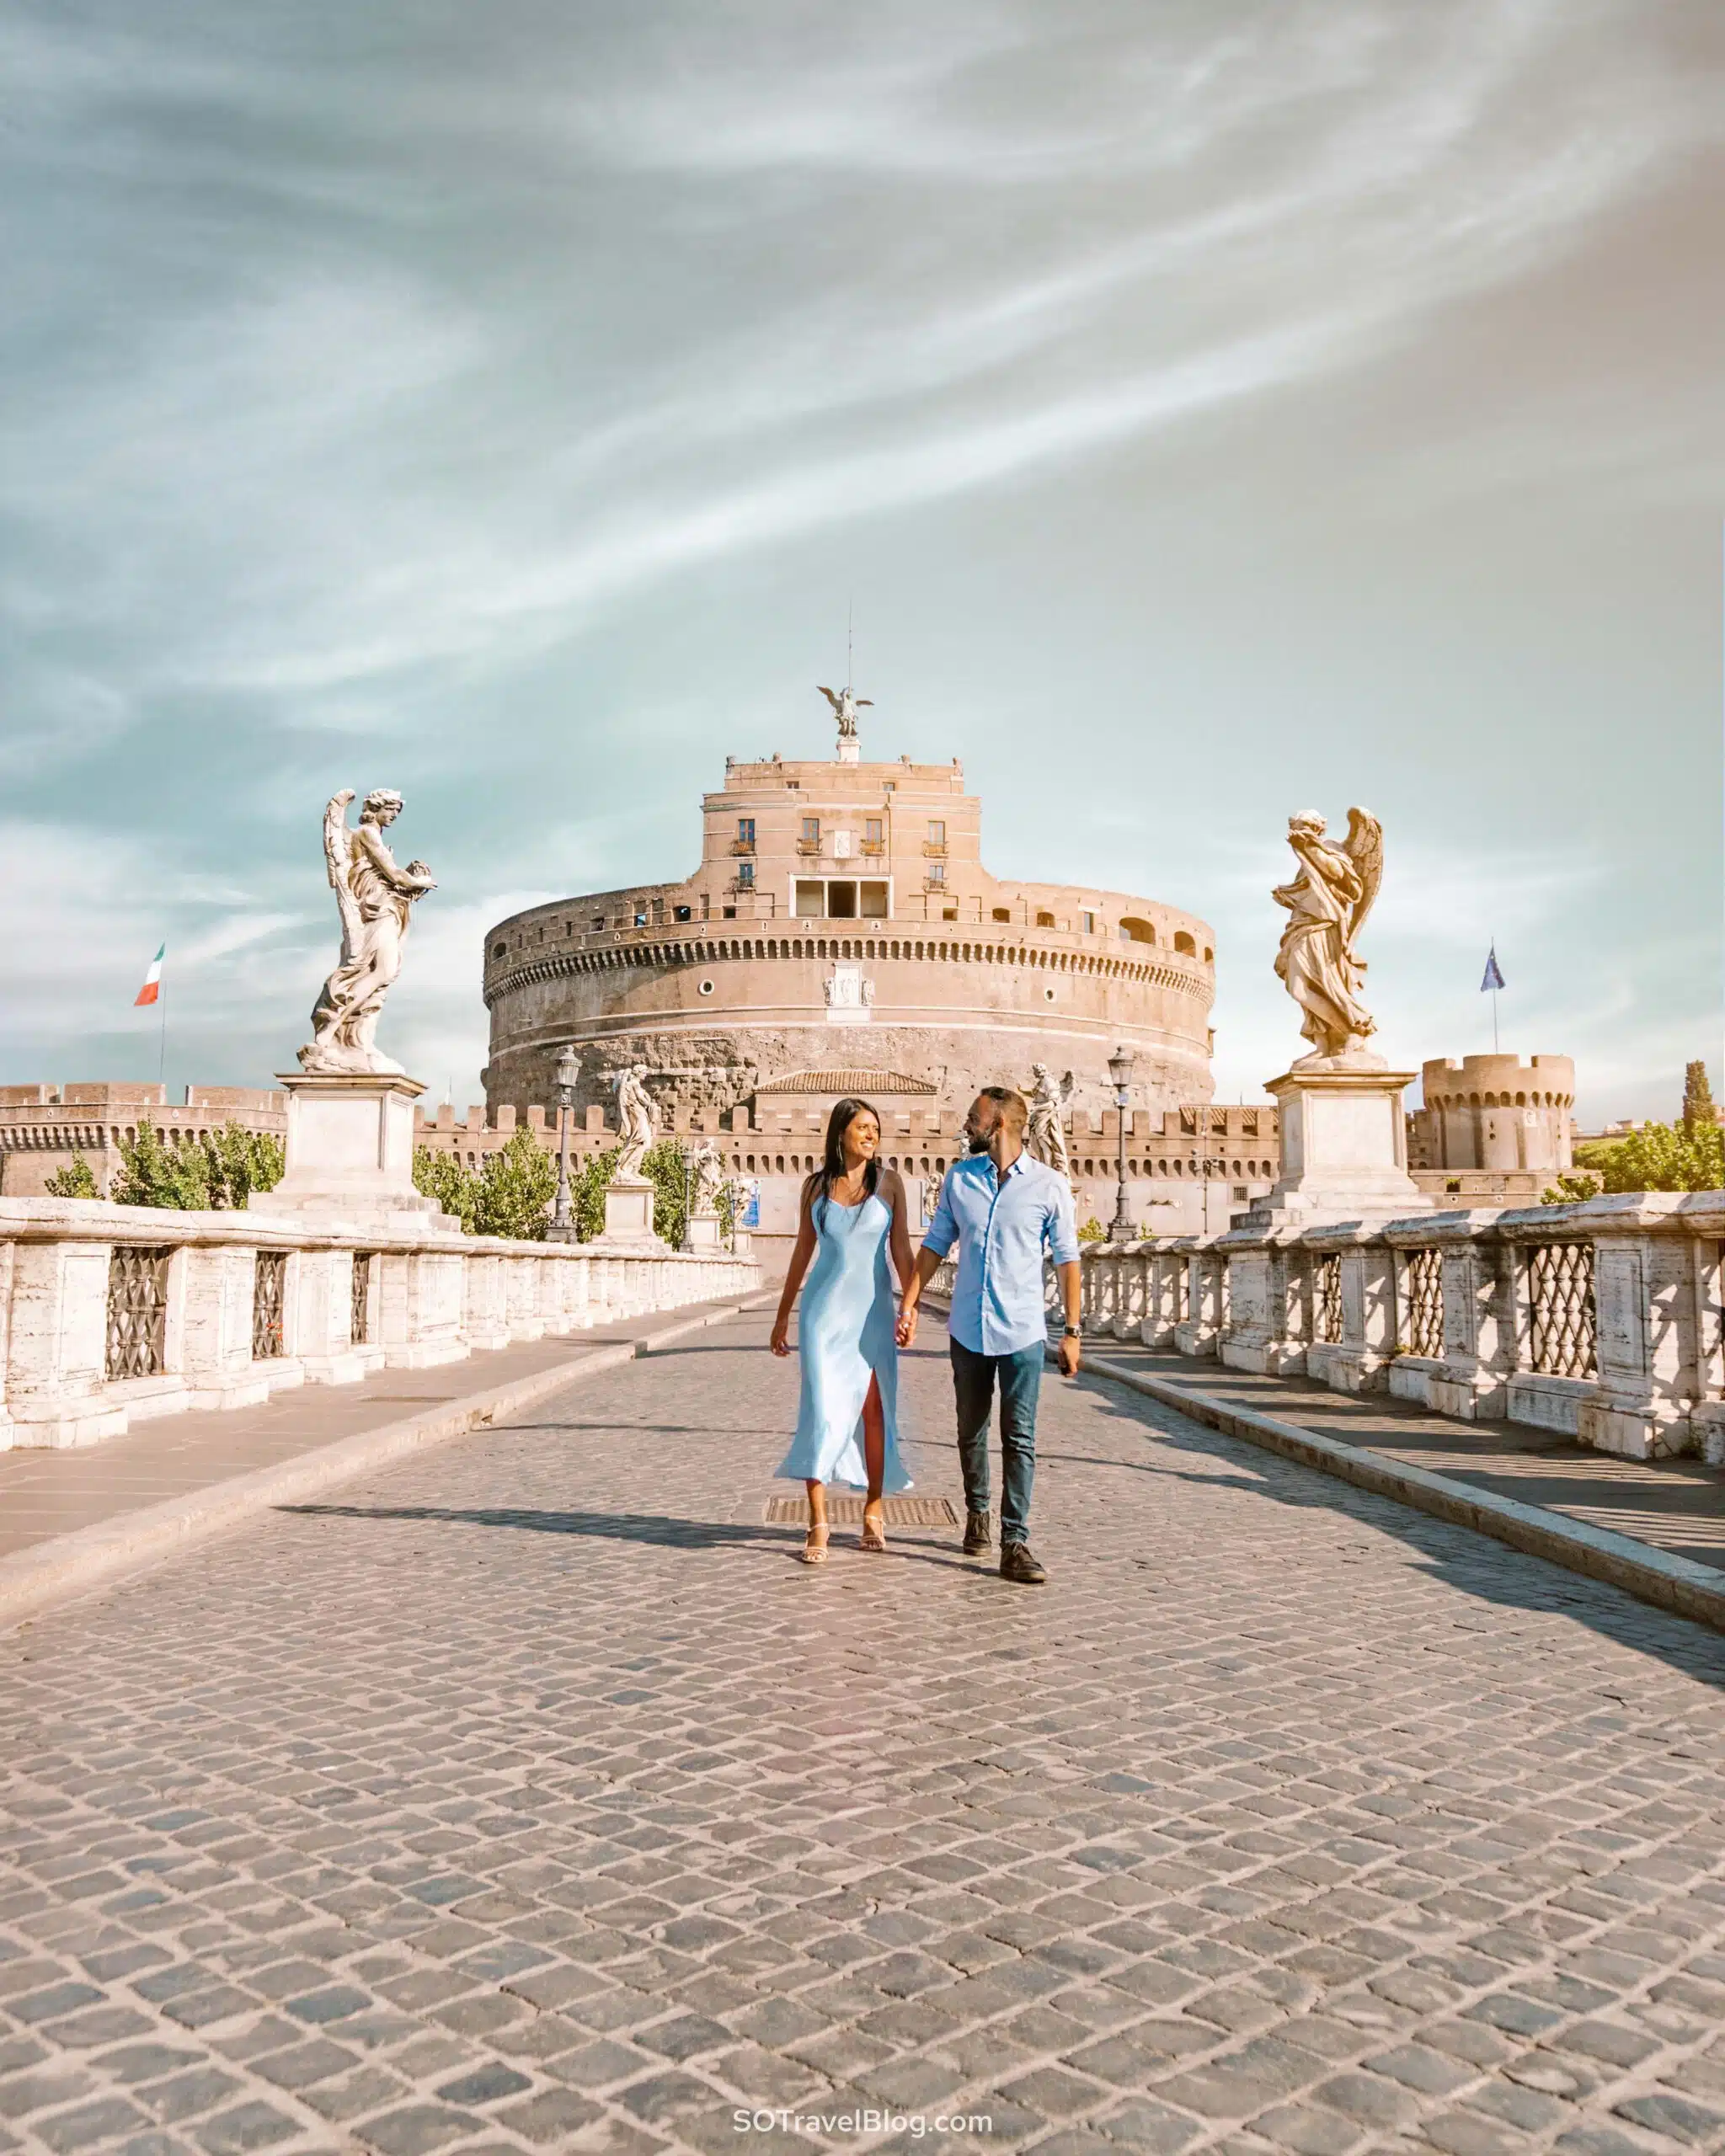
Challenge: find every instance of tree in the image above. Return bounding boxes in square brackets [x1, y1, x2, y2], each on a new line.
[206, 1125, 284, 1209]
[1682, 1059, 1716, 1134]
[473, 1128, 558, 1239]
[414, 1146, 479, 1232]
[108, 1120, 286, 1210]
[111, 1122, 214, 1209]
[44, 1155, 99, 1198]
[570, 1146, 618, 1241]
[1568, 1120, 1725, 1196]
[641, 1139, 692, 1248]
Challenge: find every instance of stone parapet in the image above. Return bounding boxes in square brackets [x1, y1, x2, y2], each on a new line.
[0, 1197, 758, 1451]
[1077, 1188, 1725, 1465]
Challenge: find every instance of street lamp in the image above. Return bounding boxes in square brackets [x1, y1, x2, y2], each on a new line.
[679, 1145, 696, 1254]
[1107, 1043, 1135, 1241]
[547, 1046, 580, 1241]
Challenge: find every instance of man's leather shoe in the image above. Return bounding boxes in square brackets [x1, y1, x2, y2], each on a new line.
[1000, 1542, 1047, 1585]
[962, 1509, 993, 1556]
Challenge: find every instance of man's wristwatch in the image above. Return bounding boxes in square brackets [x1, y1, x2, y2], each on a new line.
[1062, 1325, 1081, 1338]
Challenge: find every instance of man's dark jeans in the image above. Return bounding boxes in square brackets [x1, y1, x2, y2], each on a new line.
[949, 1337, 1044, 1546]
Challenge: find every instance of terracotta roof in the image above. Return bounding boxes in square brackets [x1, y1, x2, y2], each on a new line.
[755, 1068, 938, 1097]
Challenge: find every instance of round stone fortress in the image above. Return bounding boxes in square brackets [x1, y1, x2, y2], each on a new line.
[481, 729, 1217, 1132]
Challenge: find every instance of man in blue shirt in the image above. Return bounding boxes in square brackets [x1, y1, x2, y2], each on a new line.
[898, 1086, 1082, 1584]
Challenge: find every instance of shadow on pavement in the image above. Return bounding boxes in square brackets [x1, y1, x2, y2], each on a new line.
[1075, 1376, 1725, 1689]
[278, 1502, 985, 1575]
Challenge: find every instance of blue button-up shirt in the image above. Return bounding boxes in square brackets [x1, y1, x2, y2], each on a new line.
[921, 1150, 1080, 1357]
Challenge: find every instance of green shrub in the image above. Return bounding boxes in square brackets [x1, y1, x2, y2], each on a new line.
[1076, 1216, 1107, 1243]
[1573, 1120, 1725, 1195]
[44, 1155, 99, 1199]
[414, 1145, 479, 1230]
[109, 1120, 285, 1210]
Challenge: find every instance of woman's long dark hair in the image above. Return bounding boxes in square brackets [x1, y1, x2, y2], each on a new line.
[804, 1097, 881, 1214]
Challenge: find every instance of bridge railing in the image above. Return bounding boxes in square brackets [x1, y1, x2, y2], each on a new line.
[0, 1198, 759, 1450]
[1071, 1192, 1725, 1466]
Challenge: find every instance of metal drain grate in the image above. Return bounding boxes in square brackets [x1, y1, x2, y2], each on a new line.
[762, 1495, 959, 1528]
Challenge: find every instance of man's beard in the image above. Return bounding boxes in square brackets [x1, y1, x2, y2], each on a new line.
[967, 1133, 992, 1155]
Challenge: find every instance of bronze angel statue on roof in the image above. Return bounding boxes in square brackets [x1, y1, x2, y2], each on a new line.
[816, 684, 871, 739]
[1271, 808, 1383, 1065]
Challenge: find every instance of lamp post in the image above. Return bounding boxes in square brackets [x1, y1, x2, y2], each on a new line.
[547, 1046, 580, 1241]
[1107, 1043, 1135, 1241]
[679, 1146, 696, 1254]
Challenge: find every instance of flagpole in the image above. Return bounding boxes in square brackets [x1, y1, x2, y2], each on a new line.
[158, 964, 167, 1094]
[1490, 933, 1498, 1054]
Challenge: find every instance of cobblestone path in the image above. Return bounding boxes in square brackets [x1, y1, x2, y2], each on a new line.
[3, 1310, 1725, 2156]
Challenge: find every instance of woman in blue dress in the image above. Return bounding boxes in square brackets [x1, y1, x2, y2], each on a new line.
[769, 1097, 915, 1564]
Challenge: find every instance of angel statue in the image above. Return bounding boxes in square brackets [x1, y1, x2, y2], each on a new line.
[816, 684, 872, 739]
[1271, 808, 1384, 1065]
[690, 1139, 724, 1215]
[300, 790, 436, 1076]
[1026, 1063, 1076, 1182]
[614, 1064, 656, 1180]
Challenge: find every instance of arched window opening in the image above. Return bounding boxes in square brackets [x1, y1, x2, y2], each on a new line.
[1119, 916, 1155, 945]
[1173, 931, 1196, 955]
[1036, 910, 1055, 927]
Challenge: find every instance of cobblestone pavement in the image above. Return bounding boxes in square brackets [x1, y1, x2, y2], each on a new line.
[3, 1310, 1724, 2156]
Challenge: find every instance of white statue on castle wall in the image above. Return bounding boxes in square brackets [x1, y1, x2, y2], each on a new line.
[1272, 808, 1383, 1066]
[614, 1064, 656, 1179]
[1026, 1064, 1075, 1181]
[300, 790, 436, 1076]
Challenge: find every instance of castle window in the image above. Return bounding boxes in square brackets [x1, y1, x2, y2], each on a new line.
[1173, 931, 1196, 955]
[795, 879, 824, 918]
[927, 819, 945, 846]
[722, 905, 736, 919]
[698, 979, 714, 996]
[673, 905, 692, 922]
[1044, 985, 1056, 1001]
[992, 907, 1011, 924]
[737, 817, 755, 847]
[865, 817, 883, 845]
[492, 942, 507, 958]
[1035, 910, 1055, 927]
[1119, 916, 1155, 945]
[1081, 910, 1096, 934]
[802, 815, 820, 845]
[736, 862, 754, 887]
[861, 881, 888, 918]
[828, 881, 857, 918]
[633, 908, 647, 926]
[1204, 947, 1213, 962]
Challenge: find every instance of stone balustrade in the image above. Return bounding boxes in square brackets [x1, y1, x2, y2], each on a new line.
[1070, 1193, 1725, 1466]
[0, 1197, 759, 1449]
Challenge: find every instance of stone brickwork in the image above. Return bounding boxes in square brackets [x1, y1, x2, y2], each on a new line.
[0, 1086, 286, 1198]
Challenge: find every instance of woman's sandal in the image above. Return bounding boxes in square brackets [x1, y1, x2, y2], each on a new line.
[859, 1505, 887, 1554]
[800, 1524, 830, 1565]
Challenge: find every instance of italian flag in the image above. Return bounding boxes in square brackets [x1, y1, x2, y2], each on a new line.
[134, 944, 164, 1007]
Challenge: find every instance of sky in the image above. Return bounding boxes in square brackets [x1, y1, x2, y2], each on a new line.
[2, 0, 1722, 1125]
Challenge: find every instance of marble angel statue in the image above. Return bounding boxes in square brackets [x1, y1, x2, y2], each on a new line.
[816, 684, 872, 739]
[689, 1139, 724, 1214]
[614, 1064, 656, 1180]
[1271, 808, 1383, 1065]
[300, 789, 436, 1075]
[1026, 1062, 1076, 1181]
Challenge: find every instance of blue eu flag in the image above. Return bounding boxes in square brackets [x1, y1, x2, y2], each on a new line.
[1480, 946, 1506, 992]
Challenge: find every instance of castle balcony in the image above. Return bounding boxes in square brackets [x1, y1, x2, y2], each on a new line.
[795, 838, 822, 857]
[729, 839, 755, 855]
[858, 839, 886, 856]
[921, 840, 948, 857]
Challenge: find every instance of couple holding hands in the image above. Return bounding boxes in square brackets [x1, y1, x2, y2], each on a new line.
[768, 1086, 1082, 1583]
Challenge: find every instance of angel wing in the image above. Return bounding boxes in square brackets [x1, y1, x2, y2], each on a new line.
[1343, 806, 1383, 947]
[856, 697, 873, 708]
[321, 790, 361, 962]
[815, 686, 841, 714]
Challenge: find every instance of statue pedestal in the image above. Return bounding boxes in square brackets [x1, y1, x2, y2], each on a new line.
[585, 1176, 671, 1253]
[685, 1209, 723, 1251]
[1246, 1061, 1431, 1232]
[251, 1072, 458, 1235]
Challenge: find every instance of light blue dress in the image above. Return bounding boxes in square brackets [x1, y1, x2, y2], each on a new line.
[775, 1190, 913, 1491]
